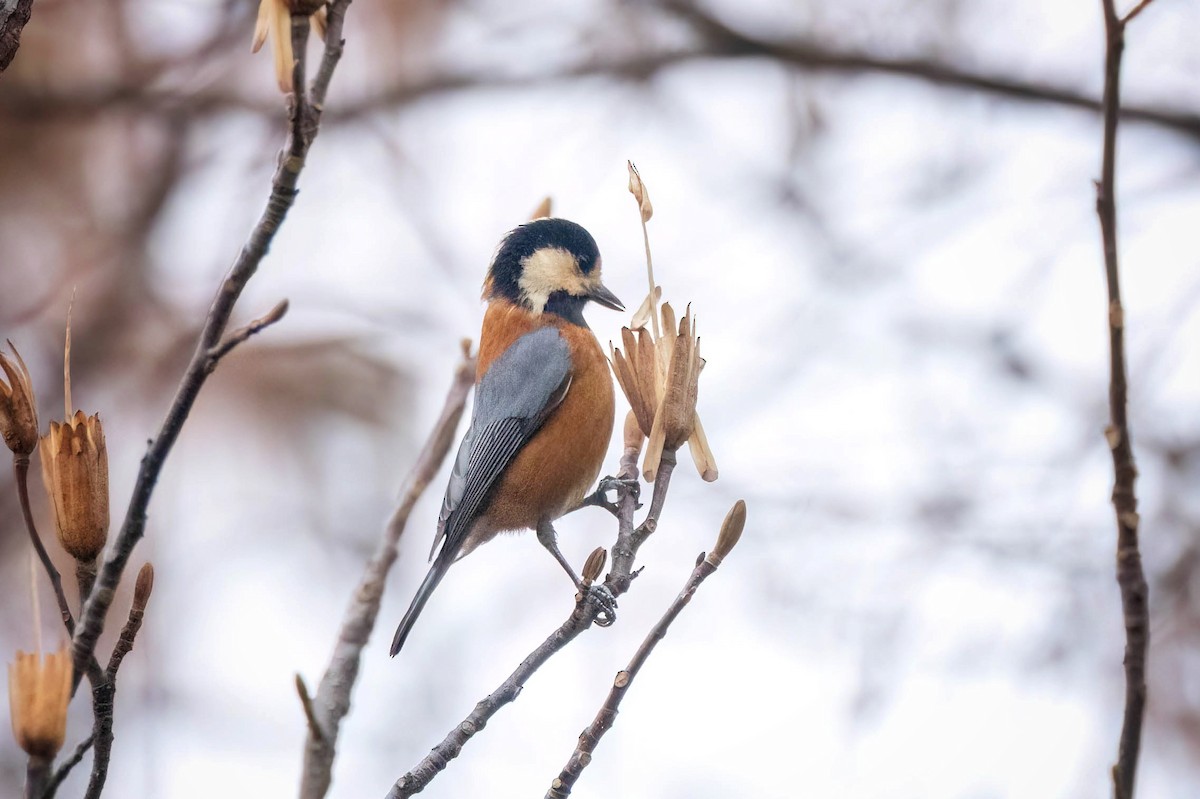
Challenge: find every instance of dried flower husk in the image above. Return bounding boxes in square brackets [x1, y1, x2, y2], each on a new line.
[0, 341, 38, 456]
[644, 305, 701, 480]
[40, 410, 109, 561]
[609, 326, 660, 438]
[8, 648, 72, 759]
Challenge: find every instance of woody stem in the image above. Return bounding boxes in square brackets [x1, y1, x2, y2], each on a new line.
[13, 456, 74, 635]
[75, 558, 98, 609]
[26, 755, 50, 799]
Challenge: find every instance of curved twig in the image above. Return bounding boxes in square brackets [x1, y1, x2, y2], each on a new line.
[299, 347, 475, 799]
[1096, 2, 1151, 797]
[69, 0, 354, 686]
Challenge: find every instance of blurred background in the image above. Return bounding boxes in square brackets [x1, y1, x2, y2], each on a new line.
[2, 0, 1200, 796]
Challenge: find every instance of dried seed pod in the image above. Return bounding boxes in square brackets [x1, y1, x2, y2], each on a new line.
[0, 342, 38, 456]
[41, 411, 109, 561]
[8, 648, 72, 759]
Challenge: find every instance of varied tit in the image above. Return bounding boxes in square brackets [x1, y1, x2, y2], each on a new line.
[390, 217, 624, 657]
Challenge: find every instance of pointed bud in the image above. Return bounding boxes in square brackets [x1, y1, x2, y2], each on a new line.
[133, 563, 155, 613]
[8, 648, 72, 759]
[0, 342, 38, 456]
[706, 500, 746, 567]
[40, 411, 109, 561]
[582, 547, 607, 584]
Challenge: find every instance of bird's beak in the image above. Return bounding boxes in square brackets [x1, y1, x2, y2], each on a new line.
[588, 283, 625, 312]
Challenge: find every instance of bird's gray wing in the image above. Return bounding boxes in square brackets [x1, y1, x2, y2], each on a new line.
[428, 325, 572, 561]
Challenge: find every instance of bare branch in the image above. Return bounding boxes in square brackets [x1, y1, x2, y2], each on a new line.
[41, 735, 94, 799]
[85, 563, 154, 799]
[295, 674, 327, 746]
[1095, 2, 1150, 796]
[69, 0, 354, 687]
[387, 439, 680, 797]
[547, 547, 731, 797]
[0, 0, 34, 74]
[299, 347, 474, 799]
[205, 299, 290, 370]
[4, 17, 1199, 143]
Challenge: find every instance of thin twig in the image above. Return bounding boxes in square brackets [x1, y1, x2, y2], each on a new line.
[547, 550, 726, 797]
[385, 592, 613, 799]
[205, 299, 290, 370]
[5, 24, 1200, 143]
[13, 456, 74, 634]
[295, 674, 326, 745]
[1121, 0, 1154, 24]
[41, 735, 94, 799]
[386, 441, 682, 798]
[1096, 2, 1151, 797]
[69, 0, 353, 687]
[85, 564, 153, 799]
[298, 347, 473, 799]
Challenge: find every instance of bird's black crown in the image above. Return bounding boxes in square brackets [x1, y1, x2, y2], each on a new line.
[486, 218, 601, 305]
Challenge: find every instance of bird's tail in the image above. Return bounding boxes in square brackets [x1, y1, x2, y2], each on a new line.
[389, 552, 454, 657]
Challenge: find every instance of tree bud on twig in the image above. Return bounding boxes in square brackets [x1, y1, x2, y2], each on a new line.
[40, 411, 109, 562]
[707, 500, 746, 567]
[7, 648, 72, 759]
[133, 563, 155, 613]
[0, 342, 38, 456]
[582, 548, 607, 585]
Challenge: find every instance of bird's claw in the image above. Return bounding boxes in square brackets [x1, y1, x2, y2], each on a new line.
[599, 475, 641, 504]
[584, 583, 618, 627]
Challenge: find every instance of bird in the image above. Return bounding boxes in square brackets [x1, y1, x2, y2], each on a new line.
[390, 217, 625, 657]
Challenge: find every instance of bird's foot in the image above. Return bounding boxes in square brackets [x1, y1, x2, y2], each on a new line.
[574, 476, 641, 517]
[581, 583, 618, 627]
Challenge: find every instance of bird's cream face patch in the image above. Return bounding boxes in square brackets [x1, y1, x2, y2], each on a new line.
[518, 247, 603, 313]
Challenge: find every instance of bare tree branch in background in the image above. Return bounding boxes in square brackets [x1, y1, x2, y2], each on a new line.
[1095, 1, 1152, 796]
[3, 6, 1200, 143]
[0, 0, 34, 74]
[70, 0, 354, 687]
[298, 344, 475, 799]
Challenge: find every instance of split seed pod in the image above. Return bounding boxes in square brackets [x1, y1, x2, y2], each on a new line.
[41, 411, 109, 561]
[0, 342, 38, 456]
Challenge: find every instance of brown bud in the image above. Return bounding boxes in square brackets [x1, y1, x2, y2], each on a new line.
[707, 500, 746, 567]
[8, 648, 72, 759]
[40, 411, 109, 561]
[582, 547, 607, 584]
[0, 342, 38, 456]
[133, 563, 155, 613]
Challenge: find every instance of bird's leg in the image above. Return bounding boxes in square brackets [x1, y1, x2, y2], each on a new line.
[572, 475, 642, 517]
[536, 519, 617, 625]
